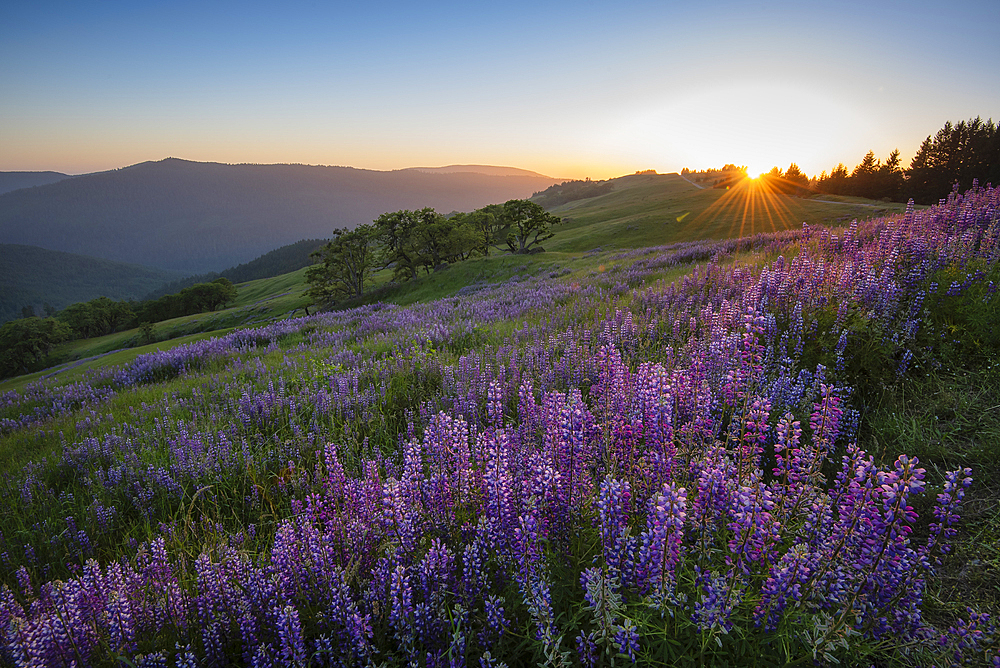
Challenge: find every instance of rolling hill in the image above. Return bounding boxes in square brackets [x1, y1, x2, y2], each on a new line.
[0, 158, 560, 274]
[403, 164, 556, 178]
[0, 244, 181, 323]
[532, 172, 911, 253]
[0, 171, 70, 195]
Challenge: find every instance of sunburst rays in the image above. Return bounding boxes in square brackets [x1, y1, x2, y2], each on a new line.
[679, 174, 810, 240]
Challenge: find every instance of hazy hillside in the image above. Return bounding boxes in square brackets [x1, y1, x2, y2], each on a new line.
[144, 238, 328, 299]
[403, 164, 554, 178]
[0, 244, 180, 323]
[0, 158, 559, 273]
[0, 171, 69, 195]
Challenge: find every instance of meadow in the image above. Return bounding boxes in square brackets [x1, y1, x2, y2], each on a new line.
[1, 185, 998, 666]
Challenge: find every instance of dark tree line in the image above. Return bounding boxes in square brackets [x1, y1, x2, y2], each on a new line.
[906, 117, 1000, 204]
[0, 317, 72, 378]
[0, 279, 239, 379]
[815, 117, 999, 204]
[56, 278, 238, 340]
[135, 279, 238, 325]
[814, 149, 906, 201]
[532, 178, 614, 207]
[307, 199, 562, 305]
[0, 279, 239, 380]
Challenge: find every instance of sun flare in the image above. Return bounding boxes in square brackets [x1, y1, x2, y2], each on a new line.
[614, 80, 871, 177]
[673, 169, 809, 241]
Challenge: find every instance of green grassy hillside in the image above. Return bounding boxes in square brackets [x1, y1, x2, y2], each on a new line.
[1, 187, 998, 665]
[537, 172, 910, 252]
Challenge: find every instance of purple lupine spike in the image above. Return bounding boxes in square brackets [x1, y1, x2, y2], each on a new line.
[925, 467, 973, 560]
[809, 384, 844, 451]
[595, 476, 635, 586]
[754, 543, 815, 630]
[575, 630, 599, 668]
[637, 482, 686, 599]
[275, 604, 306, 668]
[482, 429, 518, 554]
[727, 478, 780, 575]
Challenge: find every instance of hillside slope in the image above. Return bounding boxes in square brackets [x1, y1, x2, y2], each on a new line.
[0, 244, 180, 323]
[535, 172, 909, 252]
[0, 158, 559, 273]
[0, 171, 69, 195]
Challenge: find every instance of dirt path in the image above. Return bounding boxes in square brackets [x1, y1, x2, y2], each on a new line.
[678, 173, 706, 189]
[810, 198, 885, 208]
[39, 350, 118, 380]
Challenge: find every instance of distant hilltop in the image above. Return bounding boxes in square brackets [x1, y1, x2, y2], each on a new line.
[0, 171, 70, 196]
[0, 158, 561, 274]
[402, 165, 556, 179]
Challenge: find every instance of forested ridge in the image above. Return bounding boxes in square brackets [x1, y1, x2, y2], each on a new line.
[143, 239, 327, 299]
[0, 171, 69, 196]
[0, 244, 180, 324]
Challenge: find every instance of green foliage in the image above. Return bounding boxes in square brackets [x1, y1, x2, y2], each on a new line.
[456, 203, 504, 256]
[498, 198, 563, 254]
[532, 178, 615, 208]
[922, 262, 1000, 361]
[373, 208, 485, 281]
[0, 316, 72, 377]
[136, 278, 239, 323]
[57, 296, 137, 339]
[138, 321, 157, 345]
[306, 225, 378, 305]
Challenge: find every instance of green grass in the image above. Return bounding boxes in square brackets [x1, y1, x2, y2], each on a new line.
[0, 329, 237, 393]
[542, 173, 912, 253]
[0, 268, 314, 392]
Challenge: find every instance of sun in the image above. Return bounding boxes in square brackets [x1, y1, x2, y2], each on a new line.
[612, 79, 871, 179]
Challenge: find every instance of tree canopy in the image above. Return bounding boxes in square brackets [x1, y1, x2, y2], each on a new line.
[307, 225, 378, 305]
[307, 199, 564, 306]
[813, 117, 997, 203]
[0, 317, 72, 378]
[497, 199, 563, 254]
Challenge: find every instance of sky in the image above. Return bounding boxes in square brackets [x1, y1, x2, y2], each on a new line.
[1, 0, 998, 180]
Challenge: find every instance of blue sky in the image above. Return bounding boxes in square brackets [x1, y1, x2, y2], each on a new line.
[2, 0, 998, 179]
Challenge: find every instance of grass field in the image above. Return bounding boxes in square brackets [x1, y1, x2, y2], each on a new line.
[543, 172, 910, 253]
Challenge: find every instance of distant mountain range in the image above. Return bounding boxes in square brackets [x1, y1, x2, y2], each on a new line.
[0, 171, 70, 196]
[0, 244, 181, 323]
[0, 159, 560, 273]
